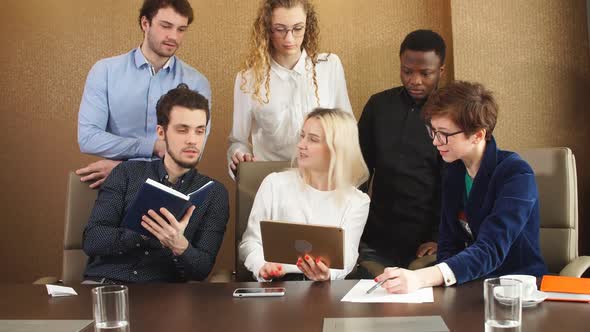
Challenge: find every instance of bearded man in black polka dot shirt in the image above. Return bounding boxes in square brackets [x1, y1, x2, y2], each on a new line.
[82, 84, 229, 283]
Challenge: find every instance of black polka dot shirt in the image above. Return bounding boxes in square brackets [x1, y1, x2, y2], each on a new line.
[83, 159, 229, 283]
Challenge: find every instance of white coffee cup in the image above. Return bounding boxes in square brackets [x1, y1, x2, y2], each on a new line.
[501, 274, 537, 300]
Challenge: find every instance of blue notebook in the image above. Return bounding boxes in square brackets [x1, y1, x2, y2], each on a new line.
[121, 178, 214, 238]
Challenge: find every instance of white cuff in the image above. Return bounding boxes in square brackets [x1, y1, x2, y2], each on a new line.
[436, 262, 457, 286]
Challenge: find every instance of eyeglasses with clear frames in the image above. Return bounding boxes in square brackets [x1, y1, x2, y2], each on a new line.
[271, 24, 306, 38]
[426, 126, 464, 145]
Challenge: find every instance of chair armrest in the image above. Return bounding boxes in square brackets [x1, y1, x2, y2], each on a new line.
[559, 256, 590, 277]
[408, 255, 437, 270]
[33, 276, 61, 285]
[206, 269, 234, 283]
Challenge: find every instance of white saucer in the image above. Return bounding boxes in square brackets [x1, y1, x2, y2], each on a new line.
[522, 290, 548, 308]
[494, 289, 548, 308]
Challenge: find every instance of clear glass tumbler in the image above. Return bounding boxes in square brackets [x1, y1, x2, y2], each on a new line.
[92, 285, 130, 332]
[484, 277, 522, 332]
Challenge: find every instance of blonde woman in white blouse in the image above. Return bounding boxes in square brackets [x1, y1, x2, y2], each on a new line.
[239, 108, 369, 281]
[227, 0, 352, 177]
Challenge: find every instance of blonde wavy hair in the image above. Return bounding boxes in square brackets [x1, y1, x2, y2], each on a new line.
[240, 0, 320, 105]
[295, 108, 369, 195]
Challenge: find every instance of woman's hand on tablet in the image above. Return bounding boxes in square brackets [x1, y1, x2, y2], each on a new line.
[297, 255, 330, 281]
[258, 262, 285, 280]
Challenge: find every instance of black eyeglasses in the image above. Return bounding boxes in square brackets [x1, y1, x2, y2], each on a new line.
[426, 126, 464, 145]
[271, 24, 306, 38]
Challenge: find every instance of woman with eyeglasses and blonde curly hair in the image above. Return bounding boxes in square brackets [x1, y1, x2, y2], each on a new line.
[239, 108, 369, 281]
[227, 0, 353, 177]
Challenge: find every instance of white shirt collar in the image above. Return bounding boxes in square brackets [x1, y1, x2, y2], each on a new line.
[270, 49, 308, 80]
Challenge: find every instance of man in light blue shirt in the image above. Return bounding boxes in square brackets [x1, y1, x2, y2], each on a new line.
[76, 0, 211, 188]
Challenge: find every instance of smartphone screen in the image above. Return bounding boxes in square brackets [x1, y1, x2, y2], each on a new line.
[233, 287, 285, 297]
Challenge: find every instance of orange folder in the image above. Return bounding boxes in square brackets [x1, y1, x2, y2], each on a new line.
[540, 275, 590, 302]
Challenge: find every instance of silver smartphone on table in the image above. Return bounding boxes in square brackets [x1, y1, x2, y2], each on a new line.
[232, 287, 286, 297]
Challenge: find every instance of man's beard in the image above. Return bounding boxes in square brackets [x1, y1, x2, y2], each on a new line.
[166, 141, 199, 169]
[147, 34, 177, 58]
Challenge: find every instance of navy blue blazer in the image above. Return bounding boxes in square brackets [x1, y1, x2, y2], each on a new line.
[437, 137, 547, 284]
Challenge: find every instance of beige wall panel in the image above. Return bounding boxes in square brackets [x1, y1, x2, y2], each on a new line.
[451, 0, 590, 254]
[0, 0, 451, 282]
[316, 0, 454, 116]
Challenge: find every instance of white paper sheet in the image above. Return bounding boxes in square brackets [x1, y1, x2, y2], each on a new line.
[341, 280, 434, 303]
[45, 284, 78, 297]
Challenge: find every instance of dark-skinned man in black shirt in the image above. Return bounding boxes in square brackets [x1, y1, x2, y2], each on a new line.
[357, 30, 446, 277]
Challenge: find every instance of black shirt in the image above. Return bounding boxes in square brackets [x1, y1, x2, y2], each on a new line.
[358, 86, 443, 261]
[83, 159, 229, 283]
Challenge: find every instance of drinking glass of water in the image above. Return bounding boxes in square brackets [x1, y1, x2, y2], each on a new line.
[484, 277, 522, 332]
[92, 285, 130, 332]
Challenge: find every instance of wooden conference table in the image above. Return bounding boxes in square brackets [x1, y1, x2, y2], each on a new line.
[0, 280, 587, 331]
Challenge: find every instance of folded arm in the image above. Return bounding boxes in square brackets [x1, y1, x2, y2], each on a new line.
[442, 172, 537, 284]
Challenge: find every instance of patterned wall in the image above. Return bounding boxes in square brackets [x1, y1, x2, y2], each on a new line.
[451, 0, 590, 257]
[0, 0, 452, 282]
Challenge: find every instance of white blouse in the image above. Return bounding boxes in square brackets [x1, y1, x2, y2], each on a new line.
[227, 50, 352, 171]
[238, 170, 370, 281]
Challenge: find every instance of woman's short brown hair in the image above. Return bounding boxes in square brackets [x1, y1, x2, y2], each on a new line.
[422, 81, 498, 140]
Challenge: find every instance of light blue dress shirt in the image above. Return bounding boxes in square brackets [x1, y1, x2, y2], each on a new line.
[78, 48, 211, 160]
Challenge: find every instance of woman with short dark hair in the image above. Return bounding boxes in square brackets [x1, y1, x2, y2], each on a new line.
[374, 81, 546, 293]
